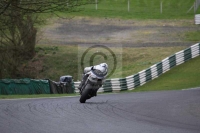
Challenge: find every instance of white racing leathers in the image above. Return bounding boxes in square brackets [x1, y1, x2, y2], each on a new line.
[78, 64, 108, 95]
[79, 64, 108, 103]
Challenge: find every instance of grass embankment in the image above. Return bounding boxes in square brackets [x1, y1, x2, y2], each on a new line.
[32, 45, 188, 81]
[133, 56, 200, 92]
[184, 31, 200, 42]
[62, 0, 200, 19]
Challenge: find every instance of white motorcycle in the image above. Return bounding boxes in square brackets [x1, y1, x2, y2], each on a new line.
[79, 63, 108, 103]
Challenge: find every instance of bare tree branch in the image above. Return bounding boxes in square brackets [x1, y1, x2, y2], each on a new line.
[0, 0, 12, 15]
[0, 0, 95, 78]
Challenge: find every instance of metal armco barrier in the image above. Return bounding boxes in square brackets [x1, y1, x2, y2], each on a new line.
[74, 43, 200, 93]
[195, 14, 200, 24]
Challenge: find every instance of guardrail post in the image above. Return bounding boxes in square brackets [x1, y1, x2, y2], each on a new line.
[160, 1, 163, 14]
[128, 0, 130, 12]
[95, 0, 98, 10]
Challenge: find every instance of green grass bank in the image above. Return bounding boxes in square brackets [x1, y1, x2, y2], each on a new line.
[62, 0, 200, 19]
[133, 56, 200, 92]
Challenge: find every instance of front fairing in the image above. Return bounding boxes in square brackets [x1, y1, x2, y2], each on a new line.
[88, 74, 104, 85]
[91, 69, 107, 79]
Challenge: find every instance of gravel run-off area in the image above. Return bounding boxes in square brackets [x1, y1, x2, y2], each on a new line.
[38, 17, 200, 47]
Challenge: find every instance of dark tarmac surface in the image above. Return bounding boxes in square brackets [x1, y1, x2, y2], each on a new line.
[0, 89, 200, 133]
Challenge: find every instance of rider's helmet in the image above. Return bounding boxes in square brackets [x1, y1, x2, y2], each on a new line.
[99, 63, 108, 69]
[91, 63, 108, 79]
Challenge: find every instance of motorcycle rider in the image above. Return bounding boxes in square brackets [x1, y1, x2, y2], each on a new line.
[78, 63, 108, 95]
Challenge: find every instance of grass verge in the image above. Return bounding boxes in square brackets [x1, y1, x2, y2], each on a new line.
[183, 31, 200, 42]
[30, 44, 187, 81]
[132, 56, 200, 92]
[0, 93, 78, 99]
[59, 0, 200, 19]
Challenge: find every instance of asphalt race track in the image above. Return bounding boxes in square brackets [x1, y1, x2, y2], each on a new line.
[0, 89, 200, 133]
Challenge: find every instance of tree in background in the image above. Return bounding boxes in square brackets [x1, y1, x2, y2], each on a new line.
[0, 0, 94, 78]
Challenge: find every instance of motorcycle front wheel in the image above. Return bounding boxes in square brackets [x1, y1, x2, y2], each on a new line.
[79, 88, 90, 103]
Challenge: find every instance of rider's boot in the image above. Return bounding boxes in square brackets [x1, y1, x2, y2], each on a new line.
[78, 74, 88, 93]
[78, 78, 83, 94]
[94, 88, 99, 96]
